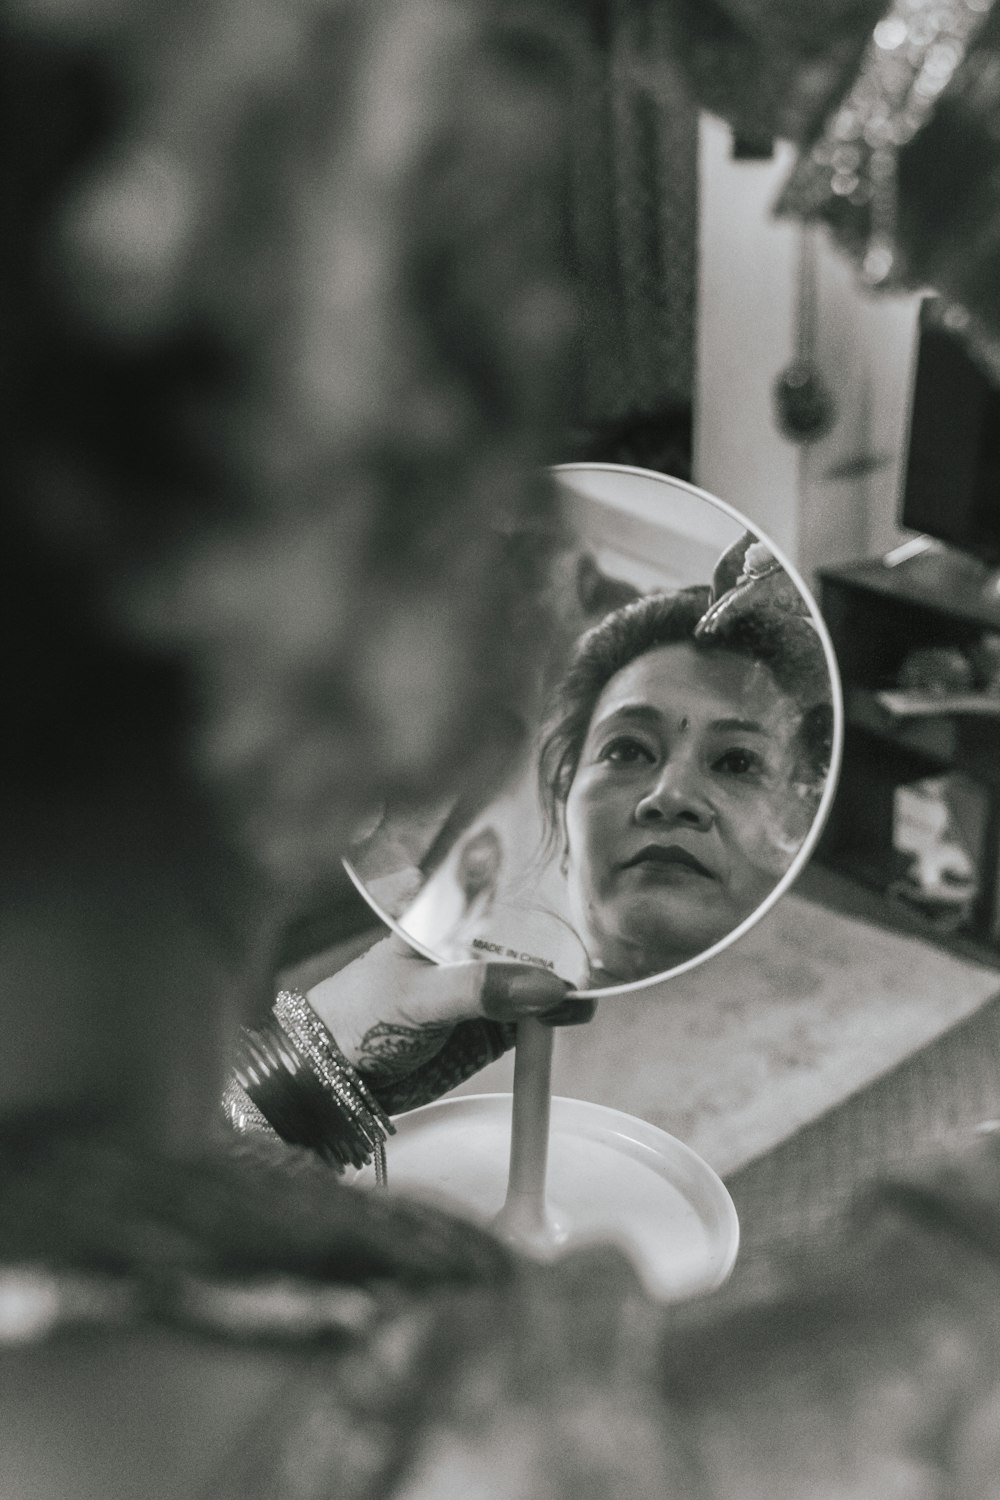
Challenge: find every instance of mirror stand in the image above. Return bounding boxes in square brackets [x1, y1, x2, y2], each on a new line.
[361, 1022, 739, 1299]
[493, 1017, 565, 1252]
[348, 462, 843, 1301]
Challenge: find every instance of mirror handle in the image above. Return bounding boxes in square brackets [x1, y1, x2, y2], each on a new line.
[494, 1016, 566, 1253]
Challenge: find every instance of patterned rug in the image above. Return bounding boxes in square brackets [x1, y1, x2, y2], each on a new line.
[725, 984, 1000, 1285]
[453, 883, 1000, 1179]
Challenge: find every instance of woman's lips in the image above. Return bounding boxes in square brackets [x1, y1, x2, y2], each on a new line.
[620, 844, 717, 880]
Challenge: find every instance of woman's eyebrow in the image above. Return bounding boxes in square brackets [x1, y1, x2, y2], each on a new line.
[591, 706, 770, 736]
[591, 702, 661, 732]
[711, 717, 766, 734]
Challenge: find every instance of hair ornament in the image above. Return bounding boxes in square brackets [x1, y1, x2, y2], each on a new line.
[695, 533, 807, 639]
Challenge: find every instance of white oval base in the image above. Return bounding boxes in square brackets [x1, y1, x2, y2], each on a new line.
[356, 1093, 739, 1301]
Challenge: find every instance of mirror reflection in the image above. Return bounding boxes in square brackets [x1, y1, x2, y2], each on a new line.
[346, 465, 838, 992]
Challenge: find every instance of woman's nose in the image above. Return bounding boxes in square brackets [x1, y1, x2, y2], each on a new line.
[634, 762, 714, 829]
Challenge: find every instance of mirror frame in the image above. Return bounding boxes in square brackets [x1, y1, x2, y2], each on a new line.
[344, 462, 845, 996]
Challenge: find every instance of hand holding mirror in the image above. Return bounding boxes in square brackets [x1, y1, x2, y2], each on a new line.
[346, 465, 843, 1296]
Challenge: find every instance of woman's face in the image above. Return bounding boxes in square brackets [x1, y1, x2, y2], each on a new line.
[562, 641, 813, 984]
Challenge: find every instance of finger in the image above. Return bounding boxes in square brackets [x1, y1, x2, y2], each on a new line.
[537, 996, 597, 1027]
[479, 963, 571, 1022]
[384, 931, 430, 961]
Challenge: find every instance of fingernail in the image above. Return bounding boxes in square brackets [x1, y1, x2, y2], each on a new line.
[540, 998, 596, 1027]
[481, 964, 569, 1020]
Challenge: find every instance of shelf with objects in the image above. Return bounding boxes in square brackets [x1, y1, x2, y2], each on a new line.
[816, 548, 1000, 961]
[814, 298, 1000, 963]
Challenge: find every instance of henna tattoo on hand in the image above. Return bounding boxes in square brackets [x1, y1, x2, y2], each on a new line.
[362, 1019, 516, 1115]
[356, 1021, 454, 1081]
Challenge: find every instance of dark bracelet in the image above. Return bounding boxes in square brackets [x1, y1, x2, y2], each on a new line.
[223, 990, 393, 1178]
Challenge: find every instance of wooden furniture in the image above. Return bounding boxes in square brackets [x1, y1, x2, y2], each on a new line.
[818, 551, 1000, 959]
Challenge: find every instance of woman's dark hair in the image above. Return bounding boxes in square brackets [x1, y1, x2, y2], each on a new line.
[537, 585, 833, 846]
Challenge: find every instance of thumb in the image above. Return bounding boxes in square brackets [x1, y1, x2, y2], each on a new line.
[478, 963, 593, 1026]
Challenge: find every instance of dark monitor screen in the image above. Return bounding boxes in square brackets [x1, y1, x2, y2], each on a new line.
[900, 300, 1000, 565]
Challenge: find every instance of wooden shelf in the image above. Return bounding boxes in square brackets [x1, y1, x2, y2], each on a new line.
[846, 688, 959, 765]
[820, 554, 1000, 634]
[819, 554, 1000, 960]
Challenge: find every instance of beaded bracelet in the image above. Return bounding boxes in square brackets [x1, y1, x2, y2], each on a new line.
[223, 990, 392, 1182]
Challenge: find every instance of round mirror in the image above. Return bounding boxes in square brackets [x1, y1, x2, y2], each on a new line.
[345, 464, 843, 995]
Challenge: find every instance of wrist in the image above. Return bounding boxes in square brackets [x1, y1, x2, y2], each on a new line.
[222, 989, 393, 1173]
[304, 969, 380, 1071]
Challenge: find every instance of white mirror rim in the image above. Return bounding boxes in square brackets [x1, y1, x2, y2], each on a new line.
[344, 462, 845, 998]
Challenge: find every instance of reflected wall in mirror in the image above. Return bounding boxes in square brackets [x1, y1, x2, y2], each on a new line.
[346, 465, 843, 994]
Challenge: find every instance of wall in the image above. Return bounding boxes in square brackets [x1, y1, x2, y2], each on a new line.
[694, 113, 922, 587]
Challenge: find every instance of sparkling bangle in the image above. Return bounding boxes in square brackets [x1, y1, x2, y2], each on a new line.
[224, 990, 393, 1178]
[777, 0, 996, 286]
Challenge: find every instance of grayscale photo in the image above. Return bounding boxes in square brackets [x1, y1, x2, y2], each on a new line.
[7, 2, 1000, 1497]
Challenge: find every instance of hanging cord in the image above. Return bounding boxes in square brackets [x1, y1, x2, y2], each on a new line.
[773, 223, 836, 443]
[796, 223, 819, 365]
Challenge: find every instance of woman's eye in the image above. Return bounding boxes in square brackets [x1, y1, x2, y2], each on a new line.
[713, 746, 765, 777]
[600, 736, 654, 766]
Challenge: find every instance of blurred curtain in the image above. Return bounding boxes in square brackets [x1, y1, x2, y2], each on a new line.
[566, 0, 699, 473]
